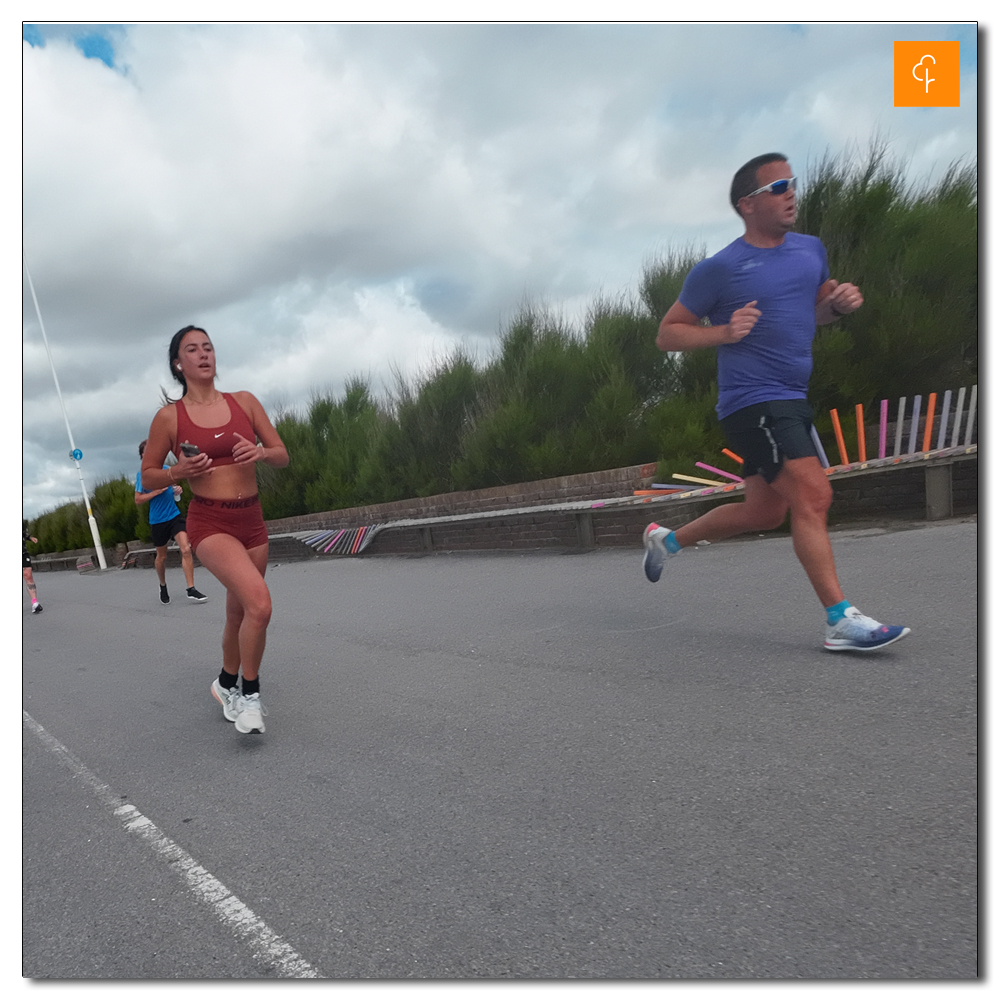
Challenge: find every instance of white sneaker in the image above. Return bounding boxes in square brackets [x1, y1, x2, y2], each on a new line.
[210, 678, 240, 722]
[824, 607, 911, 652]
[642, 523, 677, 583]
[233, 692, 267, 734]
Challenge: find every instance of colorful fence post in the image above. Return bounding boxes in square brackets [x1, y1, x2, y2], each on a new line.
[922, 392, 937, 452]
[936, 390, 952, 451]
[695, 462, 743, 483]
[722, 448, 743, 466]
[964, 385, 977, 447]
[810, 425, 830, 468]
[893, 397, 906, 457]
[855, 403, 866, 462]
[907, 395, 922, 455]
[673, 473, 727, 487]
[830, 408, 849, 466]
[951, 387, 966, 448]
[878, 399, 888, 459]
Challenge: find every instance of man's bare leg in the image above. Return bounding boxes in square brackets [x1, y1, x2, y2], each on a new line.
[672, 474, 789, 547]
[766, 457, 844, 608]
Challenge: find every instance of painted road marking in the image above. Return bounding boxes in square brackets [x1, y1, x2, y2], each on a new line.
[23, 710, 323, 979]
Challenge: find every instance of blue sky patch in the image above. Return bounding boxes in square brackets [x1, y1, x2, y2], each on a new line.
[74, 33, 115, 67]
[22, 24, 44, 48]
[22, 23, 119, 68]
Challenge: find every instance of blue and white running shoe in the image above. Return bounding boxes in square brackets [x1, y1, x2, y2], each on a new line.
[824, 607, 910, 652]
[642, 523, 676, 583]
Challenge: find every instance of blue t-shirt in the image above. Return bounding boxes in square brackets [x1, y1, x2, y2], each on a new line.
[136, 467, 180, 525]
[678, 233, 829, 419]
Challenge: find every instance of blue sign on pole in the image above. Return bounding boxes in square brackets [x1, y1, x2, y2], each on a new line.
[70, 448, 83, 461]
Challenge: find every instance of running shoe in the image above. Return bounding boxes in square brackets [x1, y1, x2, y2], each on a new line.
[824, 607, 911, 652]
[159, 584, 170, 605]
[210, 678, 241, 722]
[186, 587, 208, 603]
[31, 603, 43, 614]
[233, 692, 267, 734]
[642, 523, 677, 583]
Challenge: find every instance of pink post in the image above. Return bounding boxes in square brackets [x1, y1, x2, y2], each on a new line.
[878, 399, 888, 459]
[695, 461, 743, 483]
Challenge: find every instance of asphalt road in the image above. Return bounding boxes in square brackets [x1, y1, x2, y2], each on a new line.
[22, 519, 978, 980]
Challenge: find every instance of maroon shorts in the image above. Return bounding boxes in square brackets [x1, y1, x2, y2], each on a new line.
[186, 495, 269, 552]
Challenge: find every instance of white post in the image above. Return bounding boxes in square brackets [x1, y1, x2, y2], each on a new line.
[937, 390, 952, 450]
[964, 385, 977, 447]
[809, 425, 830, 468]
[908, 395, 922, 455]
[23, 255, 108, 569]
[893, 397, 906, 457]
[951, 387, 966, 448]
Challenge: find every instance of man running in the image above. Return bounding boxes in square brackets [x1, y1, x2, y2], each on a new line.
[23, 523, 42, 614]
[643, 152, 909, 652]
[135, 439, 207, 605]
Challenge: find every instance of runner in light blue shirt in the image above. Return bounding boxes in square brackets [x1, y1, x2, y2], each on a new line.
[135, 438, 207, 606]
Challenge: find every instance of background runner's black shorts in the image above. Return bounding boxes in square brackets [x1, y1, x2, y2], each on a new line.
[150, 515, 187, 548]
[720, 399, 819, 483]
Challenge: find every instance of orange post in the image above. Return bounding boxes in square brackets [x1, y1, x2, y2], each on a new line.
[721, 448, 743, 466]
[922, 392, 937, 452]
[855, 403, 866, 463]
[830, 408, 849, 466]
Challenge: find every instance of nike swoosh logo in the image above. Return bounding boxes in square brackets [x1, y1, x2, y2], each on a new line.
[214, 432, 225, 438]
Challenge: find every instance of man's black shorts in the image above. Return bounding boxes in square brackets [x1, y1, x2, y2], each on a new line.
[720, 399, 819, 484]
[150, 515, 187, 548]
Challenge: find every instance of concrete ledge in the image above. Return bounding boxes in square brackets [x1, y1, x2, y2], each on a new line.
[31, 448, 976, 569]
[281, 445, 977, 558]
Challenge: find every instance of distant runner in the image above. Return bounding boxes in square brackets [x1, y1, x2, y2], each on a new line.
[23, 523, 42, 614]
[135, 439, 207, 606]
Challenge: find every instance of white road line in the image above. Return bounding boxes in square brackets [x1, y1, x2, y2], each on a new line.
[22, 710, 323, 979]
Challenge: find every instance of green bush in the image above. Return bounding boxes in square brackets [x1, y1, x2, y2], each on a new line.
[29, 141, 976, 542]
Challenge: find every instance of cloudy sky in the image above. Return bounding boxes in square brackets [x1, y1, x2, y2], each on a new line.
[20, 20, 978, 519]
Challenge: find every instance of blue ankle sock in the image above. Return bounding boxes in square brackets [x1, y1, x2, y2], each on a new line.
[664, 530, 682, 554]
[825, 599, 851, 625]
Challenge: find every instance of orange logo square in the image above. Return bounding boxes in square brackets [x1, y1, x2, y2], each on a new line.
[894, 41, 960, 107]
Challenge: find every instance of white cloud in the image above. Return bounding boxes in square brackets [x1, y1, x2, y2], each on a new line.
[21, 22, 978, 517]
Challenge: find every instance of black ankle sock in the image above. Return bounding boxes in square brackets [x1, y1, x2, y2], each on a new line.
[242, 677, 260, 697]
[218, 669, 238, 690]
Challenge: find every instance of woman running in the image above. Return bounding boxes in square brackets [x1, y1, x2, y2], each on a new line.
[141, 325, 289, 734]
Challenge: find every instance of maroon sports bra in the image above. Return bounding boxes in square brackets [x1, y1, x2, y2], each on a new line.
[175, 393, 256, 467]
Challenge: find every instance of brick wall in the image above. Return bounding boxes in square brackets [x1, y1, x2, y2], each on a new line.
[31, 456, 977, 569]
[263, 463, 658, 535]
[354, 456, 978, 556]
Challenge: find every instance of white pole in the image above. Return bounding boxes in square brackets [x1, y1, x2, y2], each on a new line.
[951, 387, 966, 448]
[937, 390, 952, 450]
[809, 425, 830, 468]
[908, 395, 922, 455]
[23, 255, 108, 570]
[964, 385, 977, 447]
[893, 397, 906, 457]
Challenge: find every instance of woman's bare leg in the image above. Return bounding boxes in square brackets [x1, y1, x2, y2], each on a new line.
[194, 535, 270, 681]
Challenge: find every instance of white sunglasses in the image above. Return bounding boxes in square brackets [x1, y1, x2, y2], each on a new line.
[745, 176, 797, 198]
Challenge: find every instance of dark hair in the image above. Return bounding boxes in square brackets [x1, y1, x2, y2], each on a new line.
[162, 324, 209, 403]
[139, 439, 147, 458]
[168, 325, 208, 394]
[730, 152, 789, 216]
